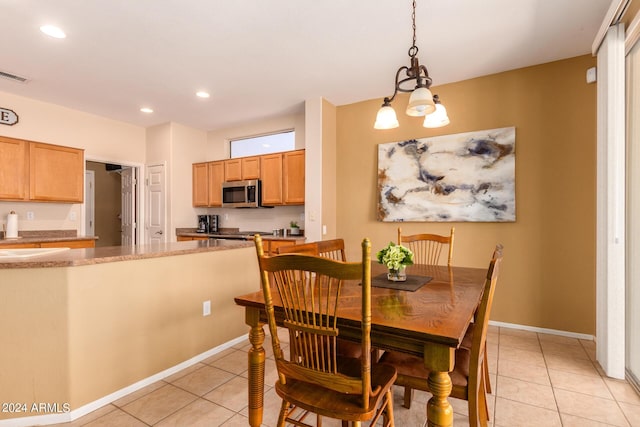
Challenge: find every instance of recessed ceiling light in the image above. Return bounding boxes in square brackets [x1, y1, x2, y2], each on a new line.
[140, 107, 154, 113]
[40, 25, 66, 39]
[196, 91, 210, 98]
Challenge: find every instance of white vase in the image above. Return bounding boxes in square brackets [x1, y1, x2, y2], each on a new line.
[387, 265, 407, 282]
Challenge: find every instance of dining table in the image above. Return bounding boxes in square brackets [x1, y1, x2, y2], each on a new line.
[233, 262, 487, 427]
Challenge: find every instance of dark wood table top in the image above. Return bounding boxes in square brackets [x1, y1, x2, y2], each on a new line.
[234, 263, 486, 355]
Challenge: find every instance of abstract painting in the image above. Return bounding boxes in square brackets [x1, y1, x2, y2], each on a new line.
[377, 126, 515, 222]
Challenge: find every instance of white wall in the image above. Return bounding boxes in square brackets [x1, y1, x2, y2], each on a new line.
[170, 123, 208, 234]
[0, 91, 145, 235]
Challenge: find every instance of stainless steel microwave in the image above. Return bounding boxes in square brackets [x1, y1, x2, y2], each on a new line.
[222, 179, 261, 208]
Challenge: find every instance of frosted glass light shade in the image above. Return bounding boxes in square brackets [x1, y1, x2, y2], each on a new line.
[406, 87, 436, 116]
[423, 103, 450, 128]
[374, 105, 399, 129]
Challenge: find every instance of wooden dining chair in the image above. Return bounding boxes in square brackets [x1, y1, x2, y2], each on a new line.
[276, 238, 347, 261]
[255, 235, 396, 427]
[397, 226, 455, 266]
[379, 245, 503, 426]
[276, 238, 366, 360]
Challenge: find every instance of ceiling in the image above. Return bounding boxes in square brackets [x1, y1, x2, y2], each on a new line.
[0, 0, 612, 132]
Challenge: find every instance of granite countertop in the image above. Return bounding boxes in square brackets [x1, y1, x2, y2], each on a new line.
[0, 230, 99, 245]
[176, 228, 305, 241]
[0, 239, 252, 269]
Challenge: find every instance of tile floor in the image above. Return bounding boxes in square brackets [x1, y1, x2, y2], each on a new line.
[49, 326, 640, 427]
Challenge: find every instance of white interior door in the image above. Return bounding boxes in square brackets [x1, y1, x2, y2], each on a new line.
[121, 167, 136, 245]
[146, 164, 165, 244]
[626, 36, 640, 390]
[84, 170, 95, 236]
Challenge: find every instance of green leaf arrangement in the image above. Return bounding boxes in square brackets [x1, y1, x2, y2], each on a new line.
[376, 242, 414, 271]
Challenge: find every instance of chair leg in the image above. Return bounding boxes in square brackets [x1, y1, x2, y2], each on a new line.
[277, 399, 289, 427]
[479, 374, 490, 424]
[385, 388, 395, 427]
[403, 386, 413, 409]
[484, 347, 492, 394]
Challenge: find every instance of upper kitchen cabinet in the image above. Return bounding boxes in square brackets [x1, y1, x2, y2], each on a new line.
[260, 153, 283, 205]
[224, 156, 260, 181]
[0, 136, 29, 200]
[283, 149, 305, 204]
[207, 161, 225, 206]
[0, 136, 84, 203]
[261, 149, 305, 206]
[192, 162, 209, 207]
[29, 142, 84, 203]
[192, 160, 225, 207]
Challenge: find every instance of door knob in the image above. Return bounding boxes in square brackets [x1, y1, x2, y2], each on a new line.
[156, 230, 163, 235]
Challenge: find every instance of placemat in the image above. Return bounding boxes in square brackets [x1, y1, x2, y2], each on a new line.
[371, 274, 432, 292]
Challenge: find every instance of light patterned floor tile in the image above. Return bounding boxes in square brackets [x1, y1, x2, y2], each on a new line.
[204, 376, 249, 412]
[499, 345, 546, 368]
[155, 398, 235, 427]
[494, 397, 562, 427]
[48, 404, 119, 427]
[498, 333, 541, 352]
[209, 349, 250, 375]
[82, 408, 148, 427]
[121, 383, 198, 425]
[112, 380, 167, 407]
[554, 388, 630, 426]
[548, 368, 613, 399]
[605, 378, 640, 406]
[537, 333, 581, 346]
[499, 327, 539, 339]
[619, 401, 640, 427]
[170, 365, 235, 396]
[541, 340, 590, 360]
[495, 375, 557, 409]
[544, 352, 600, 377]
[497, 358, 551, 386]
[561, 412, 622, 427]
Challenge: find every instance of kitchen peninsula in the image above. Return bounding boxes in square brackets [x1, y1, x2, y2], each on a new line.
[0, 240, 259, 425]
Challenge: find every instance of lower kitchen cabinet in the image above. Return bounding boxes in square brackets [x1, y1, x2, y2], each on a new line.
[0, 239, 95, 249]
[177, 235, 209, 241]
[261, 238, 302, 255]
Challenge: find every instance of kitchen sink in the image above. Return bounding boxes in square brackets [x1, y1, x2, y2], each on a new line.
[0, 247, 71, 258]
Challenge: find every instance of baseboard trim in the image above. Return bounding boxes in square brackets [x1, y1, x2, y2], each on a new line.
[489, 320, 595, 341]
[0, 335, 247, 427]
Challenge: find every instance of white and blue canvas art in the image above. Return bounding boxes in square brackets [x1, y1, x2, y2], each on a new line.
[377, 127, 516, 222]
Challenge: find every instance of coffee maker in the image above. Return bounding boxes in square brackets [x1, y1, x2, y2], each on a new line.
[197, 215, 219, 233]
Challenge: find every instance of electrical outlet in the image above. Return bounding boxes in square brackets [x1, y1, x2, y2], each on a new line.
[224, 214, 229, 221]
[202, 300, 211, 316]
[69, 211, 77, 221]
[26, 211, 34, 220]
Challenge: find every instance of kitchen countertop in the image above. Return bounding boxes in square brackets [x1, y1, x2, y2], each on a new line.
[176, 227, 305, 241]
[0, 239, 251, 269]
[0, 229, 99, 245]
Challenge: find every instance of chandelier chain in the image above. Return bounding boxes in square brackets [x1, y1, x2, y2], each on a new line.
[412, 0, 417, 48]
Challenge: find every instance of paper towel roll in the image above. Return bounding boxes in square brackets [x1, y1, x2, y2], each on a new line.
[6, 211, 18, 238]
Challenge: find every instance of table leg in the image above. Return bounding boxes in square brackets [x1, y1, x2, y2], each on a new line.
[423, 344, 455, 427]
[246, 308, 266, 427]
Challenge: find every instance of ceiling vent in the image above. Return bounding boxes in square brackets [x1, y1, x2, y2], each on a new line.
[0, 70, 29, 84]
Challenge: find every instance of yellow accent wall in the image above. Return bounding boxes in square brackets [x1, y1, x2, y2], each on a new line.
[336, 55, 597, 334]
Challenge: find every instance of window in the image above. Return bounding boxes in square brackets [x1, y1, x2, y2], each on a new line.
[230, 131, 295, 158]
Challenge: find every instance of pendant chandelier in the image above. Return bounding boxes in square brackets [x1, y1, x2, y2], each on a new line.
[374, 0, 449, 130]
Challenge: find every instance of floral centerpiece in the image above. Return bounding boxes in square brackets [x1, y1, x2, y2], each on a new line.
[376, 242, 414, 282]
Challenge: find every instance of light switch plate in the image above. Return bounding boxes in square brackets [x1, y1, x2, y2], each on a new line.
[203, 300, 211, 316]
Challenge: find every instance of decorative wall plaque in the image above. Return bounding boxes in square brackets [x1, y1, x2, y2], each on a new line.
[377, 127, 516, 222]
[0, 107, 18, 126]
